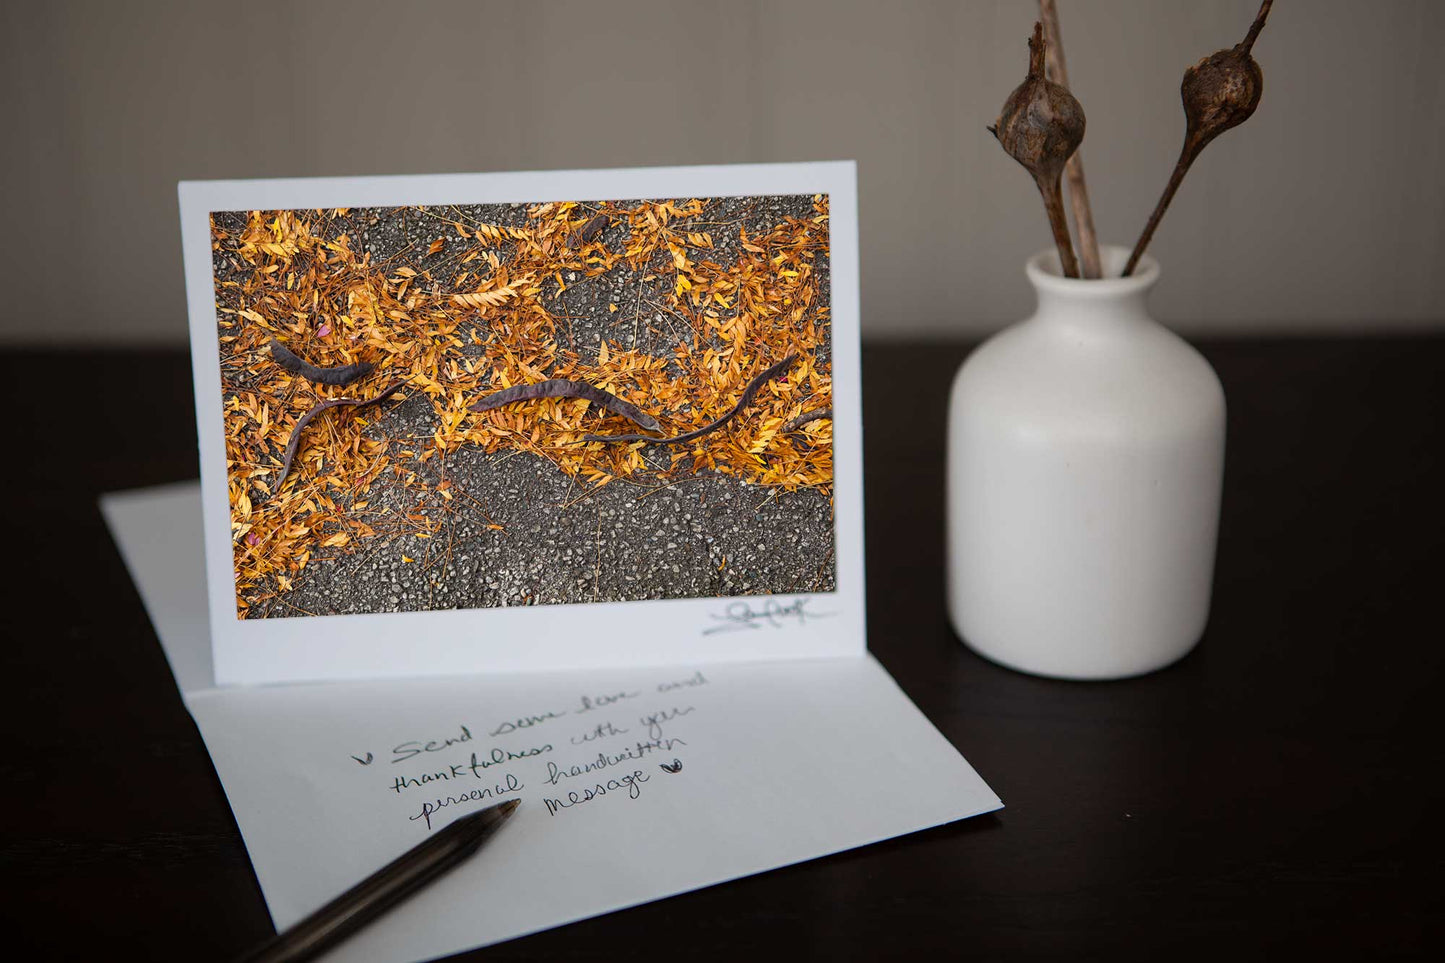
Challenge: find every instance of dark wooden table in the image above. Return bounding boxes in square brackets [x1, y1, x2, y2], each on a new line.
[2, 340, 1442, 960]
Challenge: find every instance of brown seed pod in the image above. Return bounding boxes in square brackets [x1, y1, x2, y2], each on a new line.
[583, 354, 799, 447]
[267, 338, 374, 386]
[568, 213, 609, 249]
[989, 22, 1087, 278]
[469, 378, 662, 433]
[1124, 0, 1273, 276]
[266, 379, 409, 500]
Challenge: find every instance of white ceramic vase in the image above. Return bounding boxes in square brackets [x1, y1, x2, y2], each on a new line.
[946, 245, 1225, 679]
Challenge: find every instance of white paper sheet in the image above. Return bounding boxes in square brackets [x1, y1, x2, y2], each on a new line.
[102, 484, 1000, 962]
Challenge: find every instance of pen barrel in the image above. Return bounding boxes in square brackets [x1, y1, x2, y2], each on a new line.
[233, 802, 513, 963]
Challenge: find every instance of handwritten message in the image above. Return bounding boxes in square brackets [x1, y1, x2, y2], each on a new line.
[352, 670, 710, 830]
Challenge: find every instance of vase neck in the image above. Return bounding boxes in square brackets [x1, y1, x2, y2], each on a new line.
[1025, 245, 1160, 333]
[1032, 285, 1155, 329]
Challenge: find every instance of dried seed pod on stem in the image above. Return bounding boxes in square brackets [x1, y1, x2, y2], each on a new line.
[1123, 0, 1273, 276]
[989, 22, 1087, 278]
[1038, 0, 1102, 279]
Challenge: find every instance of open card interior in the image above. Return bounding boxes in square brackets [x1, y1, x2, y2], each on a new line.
[100, 163, 998, 962]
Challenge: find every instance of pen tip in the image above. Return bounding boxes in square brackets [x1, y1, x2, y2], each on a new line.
[499, 798, 521, 816]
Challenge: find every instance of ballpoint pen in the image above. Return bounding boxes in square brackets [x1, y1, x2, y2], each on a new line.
[235, 798, 520, 963]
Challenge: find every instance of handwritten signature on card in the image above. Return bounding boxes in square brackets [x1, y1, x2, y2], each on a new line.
[701, 596, 835, 635]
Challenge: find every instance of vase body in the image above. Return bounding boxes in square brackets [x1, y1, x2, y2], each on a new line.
[946, 246, 1225, 679]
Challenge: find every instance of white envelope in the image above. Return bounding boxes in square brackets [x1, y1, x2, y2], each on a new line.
[103, 482, 1000, 962]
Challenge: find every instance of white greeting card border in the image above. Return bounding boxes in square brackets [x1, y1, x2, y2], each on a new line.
[180, 162, 864, 686]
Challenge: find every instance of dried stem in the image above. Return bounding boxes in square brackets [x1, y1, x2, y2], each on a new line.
[989, 24, 1085, 278]
[1039, 0, 1101, 279]
[1037, 177, 1079, 279]
[1123, 149, 1191, 279]
[1124, 0, 1273, 276]
[1241, 0, 1273, 52]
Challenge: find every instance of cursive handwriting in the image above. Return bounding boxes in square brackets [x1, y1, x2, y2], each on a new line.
[639, 706, 694, 741]
[543, 770, 649, 815]
[489, 710, 566, 737]
[545, 737, 687, 785]
[466, 744, 552, 771]
[371, 668, 716, 827]
[390, 744, 551, 793]
[657, 670, 708, 692]
[391, 725, 472, 764]
[702, 597, 834, 635]
[576, 690, 640, 713]
[410, 773, 523, 830]
[571, 721, 630, 744]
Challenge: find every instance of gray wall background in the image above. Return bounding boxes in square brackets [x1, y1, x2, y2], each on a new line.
[3, 0, 1442, 345]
